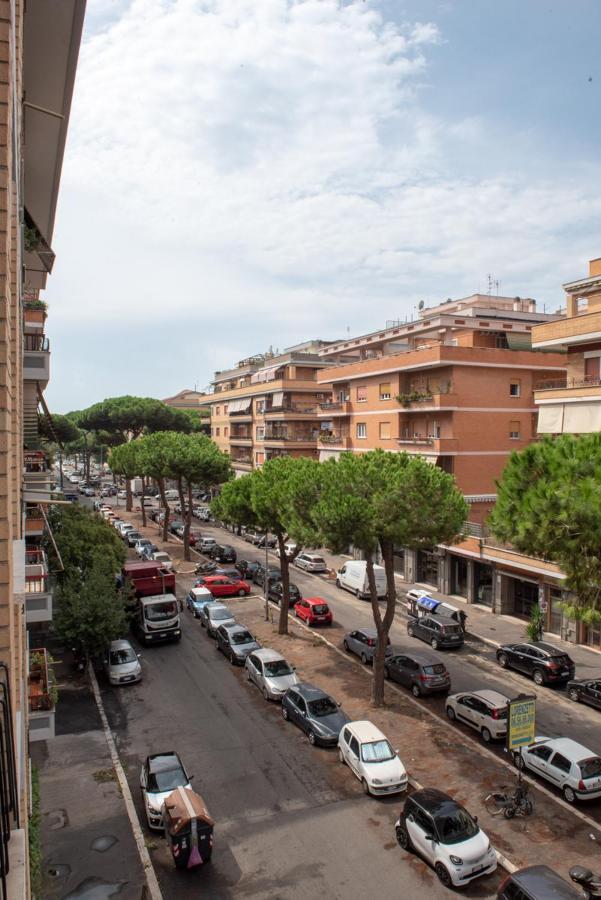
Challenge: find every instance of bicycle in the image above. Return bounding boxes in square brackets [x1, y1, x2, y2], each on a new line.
[484, 778, 534, 819]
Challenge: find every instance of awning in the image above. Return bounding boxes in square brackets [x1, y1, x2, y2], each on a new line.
[417, 596, 440, 611]
[270, 391, 284, 407]
[537, 404, 564, 434]
[506, 333, 532, 350]
[228, 398, 252, 413]
[563, 403, 601, 433]
[251, 365, 283, 384]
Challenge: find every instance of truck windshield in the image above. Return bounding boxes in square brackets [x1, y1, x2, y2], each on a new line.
[145, 601, 177, 621]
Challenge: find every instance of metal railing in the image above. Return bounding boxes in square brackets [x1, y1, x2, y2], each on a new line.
[0, 661, 20, 900]
[535, 376, 601, 391]
[23, 334, 49, 352]
[265, 404, 317, 414]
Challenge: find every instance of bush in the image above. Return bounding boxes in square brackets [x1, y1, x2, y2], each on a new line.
[29, 766, 41, 899]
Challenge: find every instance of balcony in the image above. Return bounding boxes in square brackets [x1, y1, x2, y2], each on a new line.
[231, 459, 253, 471]
[230, 435, 253, 446]
[23, 333, 50, 384]
[397, 436, 457, 454]
[318, 433, 351, 449]
[532, 309, 601, 348]
[534, 376, 601, 403]
[23, 301, 47, 330]
[25, 549, 52, 623]
[317, 401, 351, 416]
[396, 385, 454, 409]
[25, 506, 44, 536]
[264, 404, 318, 419]
[28, 648, 56, 742]
[263, 433, 317, 447]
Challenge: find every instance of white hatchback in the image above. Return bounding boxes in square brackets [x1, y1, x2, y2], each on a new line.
[445, 689, 510, 743]
[338, 721, 407, 796]
[515, 736, 601, 803]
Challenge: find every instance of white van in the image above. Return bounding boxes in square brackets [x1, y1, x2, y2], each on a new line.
[164, 489, 179, 501]
[336, 560, 387, 600]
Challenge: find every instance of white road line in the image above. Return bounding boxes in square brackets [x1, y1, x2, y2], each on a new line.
[89, 664, 163, 900]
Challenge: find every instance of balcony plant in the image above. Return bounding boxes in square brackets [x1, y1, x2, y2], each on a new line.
[396, 389, 433, 408]
[23, 298, 48, 312]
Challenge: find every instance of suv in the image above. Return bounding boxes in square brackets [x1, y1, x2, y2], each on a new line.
[407, 615, 464, 650]
[497, 865, 583, 899]
[294, 552, 327, 573]
[383, 652, 451, 697]
[208, 543, 237, 563]
[445, 689, 510, 743]
[282, 683, 350, 746]
[514, 736, 601, 803]
[496, 641, 575, 685]
[395, 788, 497, 888]
[343, 628, 393, 665]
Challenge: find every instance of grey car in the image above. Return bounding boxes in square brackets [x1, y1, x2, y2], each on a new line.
[282, 682, 350, 746]
[202, 603, 236, 637]
[245, 649, 300, 701]
[406, 615, 464, 650]
[343, 628, 393, 665]
[104, 639, 142, 686]
[215, 624, 261, 665]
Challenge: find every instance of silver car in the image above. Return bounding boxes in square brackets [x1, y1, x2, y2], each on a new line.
[245, 649, 300, 701]
[294, 552, 327, 573]
[343, 628, 393, 665]
[198, 537, 217, 552]
[202, 603, 236, 637]
[104, 639, 142, 686]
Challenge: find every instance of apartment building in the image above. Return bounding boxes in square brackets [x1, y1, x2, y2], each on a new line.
[0, 2, 85, 895]
[202, 341, 337, 475]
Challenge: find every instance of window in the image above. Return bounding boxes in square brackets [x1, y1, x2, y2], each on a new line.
[509, 382, 521, 397]
[223, 426, 228, 437]
[356, 422, 367, 439]
[256, 401, 265, 413]
[379, 421, 391, 440]
[356, 385, 367, 402]
[530, 746, 553, 762]
[584, 356, 601, 384]
[349, 736, 360, 757]
[549, 752, 572, 774]
[379, 382, 391, 400]
[215, 426, 220, 437]
[223, 404, 228, 414]
[428, 421, 441, 439]
[256, 426, 264, 440]
[509, 420, 521, 439]
[216, 406, 221, 416]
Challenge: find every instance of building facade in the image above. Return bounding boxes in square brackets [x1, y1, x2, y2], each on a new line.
[0, 2, 85, 895]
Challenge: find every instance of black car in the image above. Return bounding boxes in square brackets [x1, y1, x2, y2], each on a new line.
[209, 543, 237, 564]
[406, 615, 464, 650]
[384, 651, 451, 697]
[268, 581, 302, 607]
[497, 865, 583, 899]
[282, 683, 350, 746]
[125, 530, 143, 547]
[215, 623, 261, 665]
[496, 641, 575, 686]
[567, 678, 601, 709]
[253, 563, 281, 586]
[236, 559, 261, 579]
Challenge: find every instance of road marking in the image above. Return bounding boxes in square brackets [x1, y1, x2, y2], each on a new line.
[89, 664, 163, 900]
[262, 595, 601, 842]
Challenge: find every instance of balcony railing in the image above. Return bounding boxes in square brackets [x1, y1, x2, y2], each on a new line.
[28, 649, 56, 742]
[535, 376, 600, 391]
[263, 434, 316, 443]
[23, 334, 49, 352]
[264, 404, 317, 415]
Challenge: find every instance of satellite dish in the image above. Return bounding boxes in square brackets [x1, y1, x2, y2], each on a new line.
[418, 300, 425, 310]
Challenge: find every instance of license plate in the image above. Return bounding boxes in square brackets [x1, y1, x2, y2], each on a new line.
[122, 676, 135, 682]
[159, 632, 167, 638]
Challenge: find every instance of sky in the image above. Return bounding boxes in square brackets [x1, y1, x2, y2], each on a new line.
[44, 0, 601, 412]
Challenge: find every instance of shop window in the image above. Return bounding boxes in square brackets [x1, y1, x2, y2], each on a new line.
[509, 420, 521, 439]
[356, 422, 367, 439]
[379, 421, 391, 439]
[509, 382, 521, 397]
[379, 382, 391, 400]
[356, 385, 367, 402]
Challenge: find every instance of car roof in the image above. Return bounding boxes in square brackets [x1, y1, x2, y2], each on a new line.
[411, 788, 460, 816]
[109, 639, 134, 651]
[345, 720, 387, 742]
[467, 689, 510, 707]
[535, 737, 598, 760]
[510, 865, 582, 898]
[303, 553, 324, 559]
[148, 751, 182, 773]
[208, 603, 231, 614]
[352, 627, 378, 638]
[223, 623, 251, 634]
[395, 649, 441, 665]
[253, 648, 286, 662]
[305, 597, 328, 605]
[423, 614, 457, 625]
[293, 682, 330, 700]
[190, 587, 212, 598]
[533, 641, 570, 656]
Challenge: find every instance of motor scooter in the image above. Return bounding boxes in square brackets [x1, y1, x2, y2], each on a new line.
[570, 866, 601, 898]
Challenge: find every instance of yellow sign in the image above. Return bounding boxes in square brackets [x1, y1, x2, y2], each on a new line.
[507, 696, 536, 750]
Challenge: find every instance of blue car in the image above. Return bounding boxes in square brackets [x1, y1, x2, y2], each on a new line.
[185, 587, 214, 618]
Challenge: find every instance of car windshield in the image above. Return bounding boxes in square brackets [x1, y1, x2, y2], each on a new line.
[212, 609, 232, 621]
[313, 605, 329, 615]
[423, 664, 446, 675]
[154, 554, 169, 562]
[580, 757, 601, 780]
[145, 601, 177, 621]
[232, 630, 254, 645]
[310, 557, 325, 564]
[148, 766, 185, 793]
[109, 648, 137, 665]
[264, 660, 293, 677]
[308, 697, 338, 717]
[434, 807, 479, 845]
[361, 739, 395, 763]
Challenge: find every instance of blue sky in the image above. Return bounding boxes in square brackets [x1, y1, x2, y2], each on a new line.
[45, 0, 601, 411]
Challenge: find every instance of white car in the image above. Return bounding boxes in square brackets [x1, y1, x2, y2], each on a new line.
[514, 736, 601, 803]
[198, 537, 217, 552]
[445, 689, 510, 743]
[152, 551, 173, 571]
[245, 649, 300, 701]
[104, 639, 142, 686]
[294, 552, 327, 573]
[276, 542, 298, 559]
[396, 788, 496, 888]
[117, 489, 127, 499]
[338, 721, 407, 796]
[139, 751, 192, 830]
[116, 522, 134, 536]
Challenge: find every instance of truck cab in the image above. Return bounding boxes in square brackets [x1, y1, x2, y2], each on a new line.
[137, 594, 181, 645]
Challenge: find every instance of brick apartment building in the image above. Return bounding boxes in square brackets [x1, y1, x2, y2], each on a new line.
[0, 2, 84, 894]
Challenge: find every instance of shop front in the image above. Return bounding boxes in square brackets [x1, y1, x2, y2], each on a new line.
[450, 556, 469, 599]
[474, 561, 493, 607]
[392, 546, 405, 578]
[417, 549, 440, 588]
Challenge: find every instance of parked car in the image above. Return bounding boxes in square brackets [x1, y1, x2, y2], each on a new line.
[104, 639, 142, 686]
[338, 721, 407, 796]
[214, 567, 242, 581]
[193, 507, 211, 520]
[268, 581, 301, 607]
[185, 587, 214, 618]
[169, 520, 184, 535]
[117, 490, 127, 499]
[208, 543, 237, 563]
[343, 628, 392, 665]
[152, 551, 174, 571]
[252, 563, 281, 586]
[293, 597, 333, 626]
[276, 542, 298, 559]
[173, 526, 197, 546]
[496, 641, 576, 686]
[135, 540, 157, 558]
[200, 602, 236, 637]
[83, 486, 96, 497]
[446, 689, 510, 743]
[202, 575, 251, 598]
[513, 736, 601, 803]
[395, 788, 497, 888]
[215, 623, 261, 664]
[406, 615, 464, 650]
[139, 751, 192, 830]
[236, 559, 261, 579]
[384, 652, 451, 697]
[116, 521, 134, 536]
[198, 537, 217, 553]
[243, 529, 262, 544]
[497, 865, 583, 899]
[282, 683, 350, 746]
[294, 552, 327, 573]
[164, 489, 179, 501]
[256, 534, 277, 549]
[141, 497, 155, 507]
[336, 560, 387, 600]
[125, 530, 143, 548]
[100, 485, 117, 497]
[567, 677, 601, 709]
[245, 649, 299, 701]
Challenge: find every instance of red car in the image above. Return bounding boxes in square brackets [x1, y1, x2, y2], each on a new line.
[203, 575, 251, 598]
[293, 597, 333, 626]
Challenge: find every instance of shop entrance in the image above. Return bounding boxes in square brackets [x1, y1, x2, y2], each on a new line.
[474, 562, 493, 607]
[417, 550, 439, 587]
[393, 547, 405, 577]
[511, 578, 539, 619]
[451, 557, 469, 598]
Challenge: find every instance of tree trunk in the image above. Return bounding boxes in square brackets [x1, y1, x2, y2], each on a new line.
[125, 475, 133, 513]
[140, 476, 147, 528]
[177, 476, 190, 561]
[366, 542, 397, 708]
[186, 481, 194, 555]
[277, 531, 290, 635]
[158, 478, 170, 542]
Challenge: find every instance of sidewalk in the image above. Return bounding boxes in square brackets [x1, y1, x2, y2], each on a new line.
[31, 663, 147, 900]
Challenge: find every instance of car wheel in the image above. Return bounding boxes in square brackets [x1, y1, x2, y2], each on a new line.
[563, 785, 576, 803]
[407, 625, 414, 637]
[238, 589, 246, 597]
[533, 669, 545, 686]
[498, 652, 509, 668]
[362, 779, 371, 796]
[308, 730, 316, 746]
[262, 687, 270, 701]
[335, 579, 341, 588]
[230, 651, 237, 666]
[395, 825, 411, 851]
[343, 640, 350, 652]
[481, 727, 492, 743]
[435, 863, 452, 888]
[411, 683, 421, 698]
[294, 609, 299, 618]
[514, 752, 525, 770]
[384, 666, 390, 680]
[446, 705, 456, 721]
[568, 688, 580, 703]
[338, 748, 345, 765]
[282, 706, 289, 721]
[360, 652, 368, 665]
[246, 668, 252, 682]
[430, 638, 439, 650]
